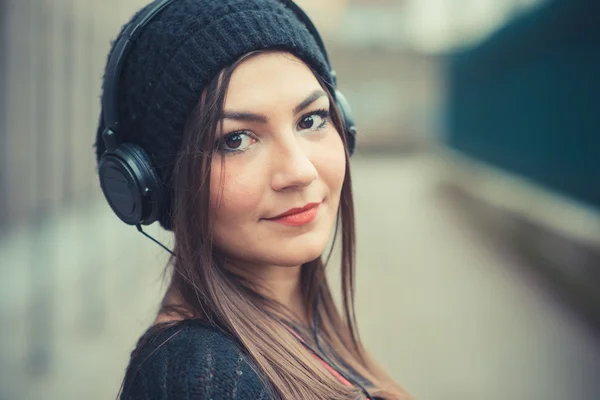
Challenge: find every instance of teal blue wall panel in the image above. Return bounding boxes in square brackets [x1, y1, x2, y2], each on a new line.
[445, 0, 600, 209]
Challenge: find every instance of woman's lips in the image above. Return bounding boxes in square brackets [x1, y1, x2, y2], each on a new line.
[266, 203, 320, 226]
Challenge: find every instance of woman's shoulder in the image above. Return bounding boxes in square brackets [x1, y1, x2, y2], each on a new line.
[120, 319, 273, 400]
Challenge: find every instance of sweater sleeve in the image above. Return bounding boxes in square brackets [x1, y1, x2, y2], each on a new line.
[119, 321, 272, 400]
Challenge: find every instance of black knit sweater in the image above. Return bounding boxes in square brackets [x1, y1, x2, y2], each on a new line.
[119, 320, 273, 399]
[119, 319, 377, 399]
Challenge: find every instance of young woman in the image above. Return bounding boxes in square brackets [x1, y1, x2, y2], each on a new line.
[94, 0, 411, 399]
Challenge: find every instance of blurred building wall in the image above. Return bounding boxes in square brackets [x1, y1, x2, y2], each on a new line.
[445, 0, 600, 210]
[0, 1, 170, 399]
[330, 46, 443, 150]
[441, 0, 600, 328]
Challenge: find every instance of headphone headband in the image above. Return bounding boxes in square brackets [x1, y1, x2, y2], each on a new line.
[102, 0, 174, 136]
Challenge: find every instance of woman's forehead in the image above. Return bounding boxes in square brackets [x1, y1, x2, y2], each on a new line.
[224, 51, 325, 111]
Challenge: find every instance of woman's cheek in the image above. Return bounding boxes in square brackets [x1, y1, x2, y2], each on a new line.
[210, 162, 262, 220]
[320, 130, 347, 187]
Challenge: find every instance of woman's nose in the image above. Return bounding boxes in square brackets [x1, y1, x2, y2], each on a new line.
[270, 136, 318, 191]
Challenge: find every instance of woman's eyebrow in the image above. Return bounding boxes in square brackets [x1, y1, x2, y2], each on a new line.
[293, 90, 327, 114]
[221, 90, 327, 124]
[221, 111, 269, 124]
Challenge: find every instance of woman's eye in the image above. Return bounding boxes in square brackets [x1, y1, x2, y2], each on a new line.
[297, 110, 330, 131]
[217, 132, 256, 153]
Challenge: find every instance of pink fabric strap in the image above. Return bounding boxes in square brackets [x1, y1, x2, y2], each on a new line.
[282, 324, 353, 387]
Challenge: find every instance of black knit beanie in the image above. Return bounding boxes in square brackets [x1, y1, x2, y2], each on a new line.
[94, 0, 332, 230]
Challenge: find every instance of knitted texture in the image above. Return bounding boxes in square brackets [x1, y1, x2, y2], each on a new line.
[94, 0, 331, 230]
[120, 320, 273, 399]
[120, 319, 380, 399]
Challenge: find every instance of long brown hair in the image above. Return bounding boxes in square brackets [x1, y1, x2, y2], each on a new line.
[155, 51, 409, 400]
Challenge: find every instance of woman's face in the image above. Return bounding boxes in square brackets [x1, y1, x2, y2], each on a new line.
[209, 51, 346, 269]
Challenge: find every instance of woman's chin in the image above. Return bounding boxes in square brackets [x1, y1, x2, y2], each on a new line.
[265, 240, 328, 267]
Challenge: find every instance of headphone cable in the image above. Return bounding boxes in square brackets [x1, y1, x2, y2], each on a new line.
[136, 224, 176, 257]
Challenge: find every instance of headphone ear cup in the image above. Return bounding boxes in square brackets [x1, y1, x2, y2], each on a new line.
[334, 89, 357, 156]
[98, 143, 162, 226]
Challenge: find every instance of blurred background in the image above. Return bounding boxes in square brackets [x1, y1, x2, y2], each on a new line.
[1, 0, 599, 399]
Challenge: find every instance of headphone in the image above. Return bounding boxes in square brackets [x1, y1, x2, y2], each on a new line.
[98, 0, 357, 228]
